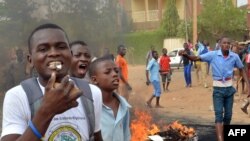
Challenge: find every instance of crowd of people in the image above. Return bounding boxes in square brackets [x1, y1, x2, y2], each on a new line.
[145, 37, 250, 141]
[1, 23, 250, 141]
[0, 23, 132, 141]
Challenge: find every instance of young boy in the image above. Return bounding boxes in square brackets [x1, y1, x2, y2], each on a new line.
[1, 23, 103, 141]
[179, 36, 250, 141]
[69, 40, 92, 81]
[146, 50, 163, 108]
[88, 57, 131, 141]
[159, 48, 171, 92]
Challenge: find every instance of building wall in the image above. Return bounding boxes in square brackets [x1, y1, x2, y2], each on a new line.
[125, 0, 237, 31]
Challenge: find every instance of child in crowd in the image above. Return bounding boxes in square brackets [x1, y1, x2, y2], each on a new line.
[146, 50, 163, 108]
[88, 57, 131, 141]
[69, 40, 92, 81]
[159, 48, 171, 92]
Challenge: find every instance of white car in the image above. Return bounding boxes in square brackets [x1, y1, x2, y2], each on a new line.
[167, 48, 184, 68]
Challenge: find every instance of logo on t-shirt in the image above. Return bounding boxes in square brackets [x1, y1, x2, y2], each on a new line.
[48, 124, 82, 141]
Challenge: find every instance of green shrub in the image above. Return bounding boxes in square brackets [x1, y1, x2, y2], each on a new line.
[124, 30, 165, 64]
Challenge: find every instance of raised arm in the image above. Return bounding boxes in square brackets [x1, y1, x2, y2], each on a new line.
[179, 50, 201, 62]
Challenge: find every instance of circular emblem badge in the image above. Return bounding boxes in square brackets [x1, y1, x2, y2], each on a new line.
[48, 125, 82, 141]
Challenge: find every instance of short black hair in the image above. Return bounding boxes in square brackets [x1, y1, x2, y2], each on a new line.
[152, 50, 157, 54]
[117, 44, 125, 52]
[69, 40, 87, 48]
[89, 56, 114, 77]
[28, 23, 69, 54]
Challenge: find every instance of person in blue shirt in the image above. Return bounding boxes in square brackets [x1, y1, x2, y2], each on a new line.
[145, 50, 163, 108]
[179, 36, 250, 141]
[88, 57, 131, 141]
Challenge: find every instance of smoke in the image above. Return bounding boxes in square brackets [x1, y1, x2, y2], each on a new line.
[0, 0, 132, 92]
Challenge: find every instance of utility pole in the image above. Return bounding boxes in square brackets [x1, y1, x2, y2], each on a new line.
[184, 0, 188, 42]
[192, 0, 197, 45]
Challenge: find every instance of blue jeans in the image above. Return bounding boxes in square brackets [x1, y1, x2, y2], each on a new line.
[213, 86, 236, 124]
[184, 64, 192, 86]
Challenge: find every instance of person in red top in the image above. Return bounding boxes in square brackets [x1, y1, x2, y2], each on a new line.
[116, 44, 132, 101]
[159, 48, 171, 92]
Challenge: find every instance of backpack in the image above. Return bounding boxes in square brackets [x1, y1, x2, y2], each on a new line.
[20, 77, 95, 140]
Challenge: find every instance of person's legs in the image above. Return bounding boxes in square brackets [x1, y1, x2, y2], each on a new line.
[186, 64, 192, 87]
[241, 98, 250, 114]
[184, 65, 189, 87]
[153, 80, 162, 107]
[166, 73, 171, 91]
[161, 74, 166, 91]
[215, 123, 224, 141]
[213, 87, 225, 141]
[146, 95, 155, 108]
[195, 63, 201, 85]
[223, 86, 236, 125]
[200, 62, 208, 88]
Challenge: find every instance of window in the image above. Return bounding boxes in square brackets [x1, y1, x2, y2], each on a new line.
[168, 50, 177, 57]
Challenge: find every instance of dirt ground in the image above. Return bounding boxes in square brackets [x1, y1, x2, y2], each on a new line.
[128, 65, 250, 141]
[0, 65, 249, 141]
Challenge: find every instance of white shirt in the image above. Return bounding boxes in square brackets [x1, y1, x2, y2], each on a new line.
[1, 80, 102, 141]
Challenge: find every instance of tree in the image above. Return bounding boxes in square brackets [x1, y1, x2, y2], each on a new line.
[161, 0, 180, 37]
[198, 0, 247, 39]
[46, 0, 128, 52]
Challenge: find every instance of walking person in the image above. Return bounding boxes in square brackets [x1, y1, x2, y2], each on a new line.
[159, 48, 171, 92]
[179, 36, 250, 141]
[146, 50, 163, 108]
[146, 45, 155, 66]
[115, 44, 132, 101]
[89, 57, 131, 141]
[178, 43, 194, 87]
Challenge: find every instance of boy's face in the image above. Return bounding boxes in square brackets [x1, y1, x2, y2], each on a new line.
[162, 48, 167, 54]
[70, 44, 91, 78]
[153, 52, 158, 60]
[91, 60, 119, 91]
[119, 47, 127, 56]
[220, 37, 230, 52]
[28, 28, 72, 81]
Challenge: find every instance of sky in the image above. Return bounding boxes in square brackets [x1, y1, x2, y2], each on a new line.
[237, 0, 248, 7]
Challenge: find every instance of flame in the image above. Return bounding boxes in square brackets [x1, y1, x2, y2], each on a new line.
[169, 121, 195, 137]
[130, 109, 160, 141]
[130, 110, 196, 140]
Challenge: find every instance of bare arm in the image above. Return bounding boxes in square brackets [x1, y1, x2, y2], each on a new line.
[180, 50, 202, 61]
[94, 131, 103, 141]
[118, 67, 132, 90]
[239, 68, 250, 97]
[146, 70, 150, 85]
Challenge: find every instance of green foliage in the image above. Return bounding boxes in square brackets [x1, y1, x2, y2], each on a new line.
[161, 0, 180, 37]
[176, 20, 192, 39]
[124, 30, 165, 64]
[198, 0, 247, 38]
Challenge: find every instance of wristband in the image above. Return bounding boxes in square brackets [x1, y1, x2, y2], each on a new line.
[28, 120, 43, 140]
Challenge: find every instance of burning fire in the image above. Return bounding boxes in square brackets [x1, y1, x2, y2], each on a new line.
[130, 109, 160, 141]
[130, 109, 196, 141]
[169, 121, 195, 138]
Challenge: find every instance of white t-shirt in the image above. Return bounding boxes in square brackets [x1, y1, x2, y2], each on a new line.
[1, 79, 102, 141]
